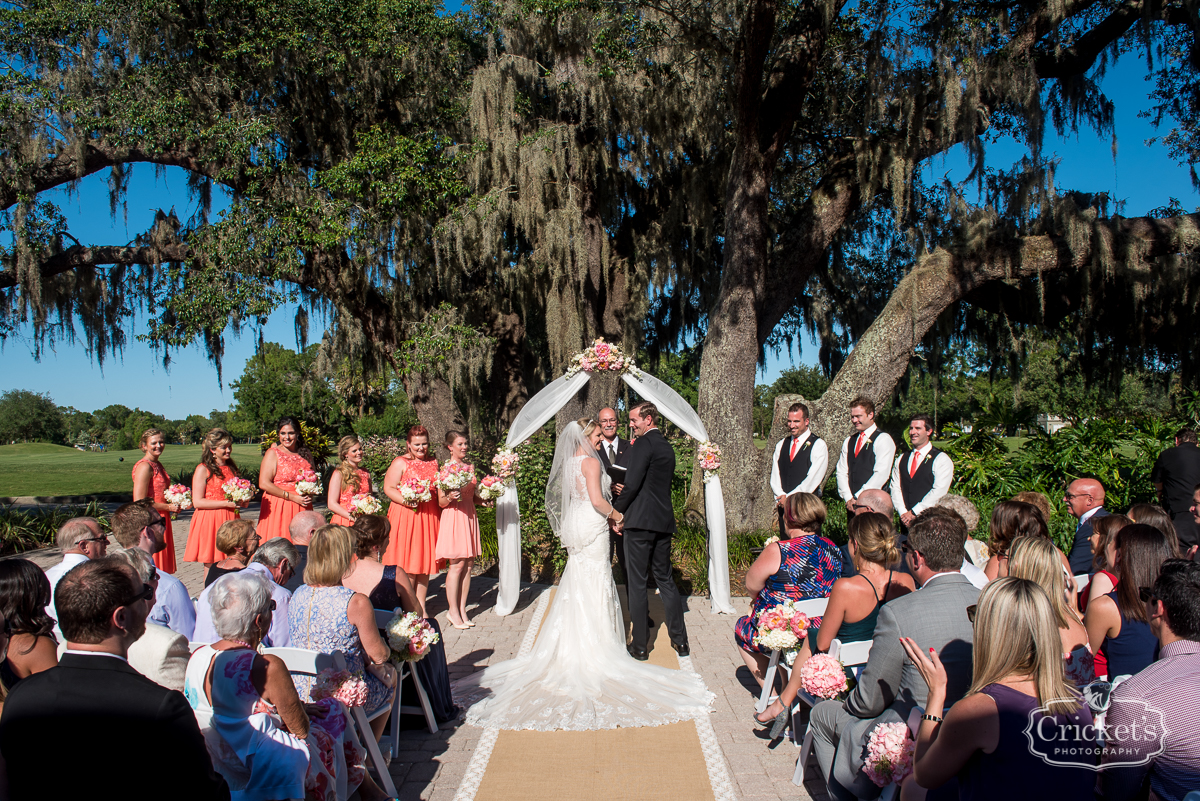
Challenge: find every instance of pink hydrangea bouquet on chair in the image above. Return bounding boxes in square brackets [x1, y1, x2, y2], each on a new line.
[310, 669, 370, 707]
[863, 722, 915, 787]
[800, 653, 849, 699]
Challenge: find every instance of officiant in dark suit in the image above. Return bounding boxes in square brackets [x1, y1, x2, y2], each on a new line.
[597, 407, 632, 578]
[0, 558, 228, 801]
[613, 401, 688, 660]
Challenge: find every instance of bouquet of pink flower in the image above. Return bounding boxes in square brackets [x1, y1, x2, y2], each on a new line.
[385, 611, 441, 662]
[435, 462, 475, 492]
[310, 669, 370, 707]
[491, 448, 519, 481]
[222, 477, 255, 503]
[801, 653, 849, 699]
[476, 474, 506, 501]
[350, 493, 382, 517]
[697, 440, 722, 483]
[294, 469, 323, 497]
[752, 601, 810, 653]
[863, 722, 915, 787]
[398, 474, 433, 508]
[565, 338, 636, 377]
[163, 484, 192, 512]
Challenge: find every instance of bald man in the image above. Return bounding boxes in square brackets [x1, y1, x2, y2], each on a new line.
[1064, 478, 1108, 574]
[853, 489, 894, 518]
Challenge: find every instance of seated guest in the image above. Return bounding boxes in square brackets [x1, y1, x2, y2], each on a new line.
[1102, 559, 1200, 801]
[289, 524, 398, 739]
[1011, 490, 1053, 523]
[111, 499, 196, 639]
[283, 510, 324, 593]
[754, 513, 913, 735]
[347, 515, 457, 723]
[1008, 536, 1094, 686]
[0, 558, 227, 800]
[1127, 502, 1181, 555]
[204, 519, 261, 588]
[840, 489, 894, 577]
[734, 493, 843, 687]
[187, 571, 394, 801]
[42, 517, 107, 635]
[194, 538, 298, 647]
[106, 547, 189, 693]
[0, 560, 58, 689]
[1083, 513, 1131, 609]
[809, 507, 979, 801]
[983, 500, 1072, 581]
[898, 578, 1094, 800]
[1086, 524, 1174, 679]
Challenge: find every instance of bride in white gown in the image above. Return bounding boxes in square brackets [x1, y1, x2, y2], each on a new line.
[454, 419, 714, 731]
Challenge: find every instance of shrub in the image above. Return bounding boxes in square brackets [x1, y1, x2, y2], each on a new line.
[259, 420, 334, 467]
[359, 435, 407, 490]
[0, 502, 112, 555]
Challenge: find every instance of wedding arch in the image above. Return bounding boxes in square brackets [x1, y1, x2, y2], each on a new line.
[492, 341, 737, 617]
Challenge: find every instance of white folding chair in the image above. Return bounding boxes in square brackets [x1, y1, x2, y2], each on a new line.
[188, 641, 210, 654]
[1073, 573, 1090, 592]
[755, 597, 829, 714]
[791, 638, 874, 784]
[265, 647, 398, 798]
[793, 699, 921, 791]
[374, 608, 439, 756]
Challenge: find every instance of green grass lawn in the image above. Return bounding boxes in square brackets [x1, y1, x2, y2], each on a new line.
[0, 442, 263, 497]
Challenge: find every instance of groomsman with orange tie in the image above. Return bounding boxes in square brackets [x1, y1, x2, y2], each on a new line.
[835, 396, 896, 513]
[769, 402, 829, 538]
[890, 413, 954, 526]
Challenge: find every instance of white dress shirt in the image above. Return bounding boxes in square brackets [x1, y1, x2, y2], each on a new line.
[959, 558, 989, 589]
[192, 562, 292, 647]
[890, 443, 954, 515]
[44, 553, 89, 641]
[769, 430, 830, 498]
[836, 424, 897, 501]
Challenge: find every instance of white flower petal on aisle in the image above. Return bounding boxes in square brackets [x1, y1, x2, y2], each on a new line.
[492, 362, 735, 616]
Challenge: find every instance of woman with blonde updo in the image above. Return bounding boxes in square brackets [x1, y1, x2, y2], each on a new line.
[327, 435, 373, 527]
[186, 428, 247, 568]
[132, 427, 178, 573]
[754, 512, 914, 733]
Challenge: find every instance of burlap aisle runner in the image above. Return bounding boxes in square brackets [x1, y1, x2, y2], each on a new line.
[453, 587, 736, 801]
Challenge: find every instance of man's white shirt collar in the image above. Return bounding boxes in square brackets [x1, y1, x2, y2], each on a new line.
[858, 424, 878, 440]
[911, 442, 932, 458]
[920, 570, 960, 588]
[1079, 507, 1102, 526]
[63, 649, 128, 663]
[792, 430, 811, 445]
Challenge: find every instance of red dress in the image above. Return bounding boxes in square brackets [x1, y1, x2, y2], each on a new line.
[256, 446, 314, 542]
[383, 457, 440, 574]
[330, 468, 372, 527]
[132, 458, 177, 574]
[185, 464, 239, 564]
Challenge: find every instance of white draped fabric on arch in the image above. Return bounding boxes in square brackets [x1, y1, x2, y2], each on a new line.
[492, 367, 737, 617]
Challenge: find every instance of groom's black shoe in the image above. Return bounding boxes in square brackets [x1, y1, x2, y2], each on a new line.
[671, 640, 690, 657]
[627, 644, 649, 661]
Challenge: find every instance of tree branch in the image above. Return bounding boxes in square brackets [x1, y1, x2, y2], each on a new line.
[0, 242, 194, 289]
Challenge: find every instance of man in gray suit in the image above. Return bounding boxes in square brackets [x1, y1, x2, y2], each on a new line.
[810, 507, 980, 800]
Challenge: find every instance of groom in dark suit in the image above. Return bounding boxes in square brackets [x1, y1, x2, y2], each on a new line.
[613, 401, 689, 660]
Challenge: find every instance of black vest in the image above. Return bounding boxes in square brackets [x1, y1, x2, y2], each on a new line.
[898, 447, 944, 509]
[778, 434, 822, 493]
[846, 432, 884, 495]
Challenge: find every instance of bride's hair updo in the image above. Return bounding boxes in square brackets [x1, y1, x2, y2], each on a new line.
[575, 418, 598, 436]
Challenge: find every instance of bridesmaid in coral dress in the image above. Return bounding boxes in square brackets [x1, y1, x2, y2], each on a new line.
[383, 425, 440, 617]
[435, 430, 483, 629]
[186, 428, 249, 568]
[132, 427, 179, 574]
[328, 435, 373, 527]
[256, 416, 316, 542]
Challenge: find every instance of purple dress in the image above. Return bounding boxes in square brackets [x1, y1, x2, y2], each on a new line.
[955, 684, 1095, 800]
[735, 535, 843, 654]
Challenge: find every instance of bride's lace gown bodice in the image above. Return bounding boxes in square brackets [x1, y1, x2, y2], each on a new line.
[454, 455, 714, 731]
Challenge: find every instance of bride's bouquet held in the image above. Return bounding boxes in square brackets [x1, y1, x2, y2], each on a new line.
[435, 462, 475, 493]
[476, 475, 506, 502]
[385, 611, 440, 663]
[294, 469, 323, 497]
[397, 474, 433, 508]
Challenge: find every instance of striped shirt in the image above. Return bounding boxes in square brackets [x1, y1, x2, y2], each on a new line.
[1101, 639, 1200, 801]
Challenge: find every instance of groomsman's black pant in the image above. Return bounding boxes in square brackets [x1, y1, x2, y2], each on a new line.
[623, 528, 687, 650]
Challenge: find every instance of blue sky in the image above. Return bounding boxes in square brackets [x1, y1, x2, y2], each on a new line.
[3, 53, 1197, 419]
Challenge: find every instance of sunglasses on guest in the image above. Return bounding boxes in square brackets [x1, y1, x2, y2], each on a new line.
[1138, 587, 1159, 604]
[122, 583, 154, 608]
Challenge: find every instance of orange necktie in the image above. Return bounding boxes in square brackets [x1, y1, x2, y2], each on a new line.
[854, 433, 865, 457]
[790, 437, 801, 460]
[910, 451, 921, 478]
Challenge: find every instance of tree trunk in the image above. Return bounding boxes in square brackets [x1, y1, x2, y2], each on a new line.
[403, 373, 466, 461]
